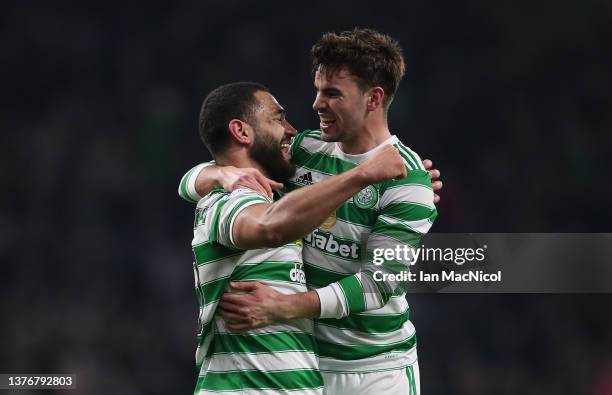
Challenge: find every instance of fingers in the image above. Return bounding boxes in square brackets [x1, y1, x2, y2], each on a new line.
[432, 180, 443, 191]
[429, 169, 440, 181]
[423, 159, 433, 170]
[265, 177, 284, 191]
[433, 193, 440, 205]
[229, 281, 260, 292]
[252, 171, 274, 199]
[226, 322, 255, 332]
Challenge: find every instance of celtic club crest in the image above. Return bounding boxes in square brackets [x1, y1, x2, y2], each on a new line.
[353, 185, 378, 209]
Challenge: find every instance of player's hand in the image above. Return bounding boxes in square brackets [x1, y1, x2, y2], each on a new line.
[218, 281, 283, 332]
[423, 159, 443, 205]
[359, 145, 407, 184]
[219, 166, 284, 199]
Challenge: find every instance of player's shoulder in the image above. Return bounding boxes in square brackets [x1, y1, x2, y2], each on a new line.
[381, 140, 432, 195]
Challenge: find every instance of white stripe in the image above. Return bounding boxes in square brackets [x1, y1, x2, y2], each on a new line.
[319, 345, 417, 373]
[302, 248, 361, 275]
[198, 388, 323, 395]
[203, 351, 318, 373]
[380, 184, 435, 209]
[395, 145, 418, 170]
[315, 319, 415, 344]
[215, 319, 314, 336]
[359, 295, 409, 315]
[187, 163, 212, 202]
[402, 144, 425, 171]
[299, 135, 335, 155]
[377, 215, 433, 234]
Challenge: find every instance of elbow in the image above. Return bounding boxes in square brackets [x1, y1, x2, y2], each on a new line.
[256, 217, 288, 248]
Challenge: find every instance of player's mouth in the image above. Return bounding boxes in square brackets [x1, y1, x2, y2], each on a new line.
[319, 116, 336, 131]
[280, 138, 292, 161]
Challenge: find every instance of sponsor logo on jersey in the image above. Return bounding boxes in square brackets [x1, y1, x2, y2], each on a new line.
[290, 263, 306, 284]
[304, 229, 361, 260]
[320, 211, 337, 229]
[353, 185, 378, 209]
[294, 171, 313, 186]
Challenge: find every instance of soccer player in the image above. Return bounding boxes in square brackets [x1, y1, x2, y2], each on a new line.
[181, 29, 439, 394]
[190, 81, 408, 394]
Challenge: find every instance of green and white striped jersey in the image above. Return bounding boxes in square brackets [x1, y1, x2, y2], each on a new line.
[191, 188, 323, 394]
[288, 130, 437, 373]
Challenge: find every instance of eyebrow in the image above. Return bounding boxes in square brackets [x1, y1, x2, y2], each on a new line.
[274, 108, 286, 117]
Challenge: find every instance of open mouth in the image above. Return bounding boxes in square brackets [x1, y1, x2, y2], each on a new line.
[319, 116, 336, 129]
[280, 139, 292, 160]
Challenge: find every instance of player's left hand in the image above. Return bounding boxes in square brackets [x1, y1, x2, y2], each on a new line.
[218, 281, 283, 332]
[423, 159, 443, 204]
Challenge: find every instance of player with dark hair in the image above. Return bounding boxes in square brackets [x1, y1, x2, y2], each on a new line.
[181, 29, 440, 394]
[189, 81, 408, 394]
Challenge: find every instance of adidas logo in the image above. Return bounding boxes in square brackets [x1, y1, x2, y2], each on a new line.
[294, 172, 313, 186]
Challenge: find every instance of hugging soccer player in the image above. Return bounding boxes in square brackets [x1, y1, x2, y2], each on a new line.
[182, 29, 439, 394]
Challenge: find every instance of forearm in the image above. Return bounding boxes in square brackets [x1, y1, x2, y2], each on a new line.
[276, 290, 321, 320]
[260, 167, 368, 245]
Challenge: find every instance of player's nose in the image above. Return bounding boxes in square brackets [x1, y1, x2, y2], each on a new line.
[312, 93, 325, 112]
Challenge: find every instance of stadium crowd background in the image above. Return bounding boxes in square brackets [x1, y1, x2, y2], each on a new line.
[2, 1, 611, 394]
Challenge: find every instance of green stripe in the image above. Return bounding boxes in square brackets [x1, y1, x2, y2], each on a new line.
[336, 201, 378, 227]
[291, 146, 358, 174]
[193, 241, 242, 265]
[372, 222, 425, 243]
[396, 144, 421, 171]
[201, 276, 229, 304]
[395, 146, 418, 171]
[232, 262, 300, 283]
[224, 196, 268, 243]
[214, 331, 317, 354]
[199, 369, 323, 391]
[337, 275, 366, 314]
[208, 198, 228, 243]
[304, 263, 349, 288]
[382, 202, 436, 222]
[317, 309, 410, 333]
[317, 335, 416, 360]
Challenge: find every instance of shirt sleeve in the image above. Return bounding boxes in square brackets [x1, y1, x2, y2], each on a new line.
[209, 188, 271, 249]
[315, 170, 438, 318]
[178, 162, 215, 203]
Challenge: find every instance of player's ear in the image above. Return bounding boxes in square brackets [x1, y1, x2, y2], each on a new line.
[366, 87, 385, 111]
[228, 119, 252, 145]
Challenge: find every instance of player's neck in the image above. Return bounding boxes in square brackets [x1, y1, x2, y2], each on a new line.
[217, 150, 272, 180]
[338, 116, 392, 155]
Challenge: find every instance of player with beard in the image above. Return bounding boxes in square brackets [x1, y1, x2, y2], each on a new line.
[180, 29, 442, 394]
[190, 81, 407, 394]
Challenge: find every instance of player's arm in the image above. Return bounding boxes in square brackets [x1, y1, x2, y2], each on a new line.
[231, 145, 406, 249]
[219, 171, 437, 330]
[315, 172, 438, 318]
[178, 162, 284, 202]
[178, 158, 443, 203]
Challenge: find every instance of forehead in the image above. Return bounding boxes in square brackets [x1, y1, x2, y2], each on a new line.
[314, 66, 360, 89]
[253, 91, 284, 115]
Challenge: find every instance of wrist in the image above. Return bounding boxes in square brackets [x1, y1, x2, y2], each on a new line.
[350, 166, 372, 188]
[275, 293, 297, 321]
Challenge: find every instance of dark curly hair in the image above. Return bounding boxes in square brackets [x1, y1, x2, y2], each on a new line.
[199, 82, 268, 158]
[311, 28, 405, 107]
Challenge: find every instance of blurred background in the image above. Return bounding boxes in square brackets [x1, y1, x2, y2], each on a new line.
[1, 1, 611, 394]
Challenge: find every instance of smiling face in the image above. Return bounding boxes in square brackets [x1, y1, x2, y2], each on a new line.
[312, 66, 370, 143]
[248, 91, 297, 183]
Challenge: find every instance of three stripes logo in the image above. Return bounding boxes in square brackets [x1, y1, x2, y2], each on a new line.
[294, 172, 313, 186]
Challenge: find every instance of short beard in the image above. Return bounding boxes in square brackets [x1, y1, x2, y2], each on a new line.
[250, 130, 296, 185]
